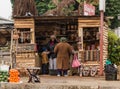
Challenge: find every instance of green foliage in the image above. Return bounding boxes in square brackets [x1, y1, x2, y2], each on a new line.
[105, 0, 120, 16]
[76, 0, 83, 3]
[10, 0, 14, 4]
[108, 30, 120, 65]
[105, 0, 120, 29]
[109, 16, 120, 29]
[10, 0, 14, 7]
[35, 0, 56, 15]
[62, 4, 75, 16]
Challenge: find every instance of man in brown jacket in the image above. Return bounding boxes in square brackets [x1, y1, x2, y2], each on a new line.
[54, 37, 72, 76]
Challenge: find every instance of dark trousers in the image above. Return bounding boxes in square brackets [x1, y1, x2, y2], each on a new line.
[57, 69, 68, 76]
[42, 63, 49, 74]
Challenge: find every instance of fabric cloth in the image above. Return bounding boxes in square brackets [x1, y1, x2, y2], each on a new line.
[105, 59, 112, 65]
[54, 42, 72, 70]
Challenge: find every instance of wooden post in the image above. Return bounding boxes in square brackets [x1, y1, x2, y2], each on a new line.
[99, 10, 104, 75]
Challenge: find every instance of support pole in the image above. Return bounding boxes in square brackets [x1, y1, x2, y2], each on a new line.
[99, 10, 104, 75]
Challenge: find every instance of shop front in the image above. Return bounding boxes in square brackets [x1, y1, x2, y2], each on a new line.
[13, 16, 108, 76]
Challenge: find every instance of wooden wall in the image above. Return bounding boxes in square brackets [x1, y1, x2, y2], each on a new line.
[14, 17, 36, 69]
[103, 23, 108, 64]
[14, 17, 35, 43]
[78, 17, 100, 28]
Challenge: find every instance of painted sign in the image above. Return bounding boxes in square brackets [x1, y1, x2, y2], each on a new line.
[84, 2, 95, 16]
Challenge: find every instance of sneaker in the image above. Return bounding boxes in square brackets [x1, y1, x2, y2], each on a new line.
[57, 74, 60, 77]
[64, 75, 68, 77]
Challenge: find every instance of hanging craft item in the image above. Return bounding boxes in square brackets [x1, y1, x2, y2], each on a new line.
[13, 34, 19, 40]
[82, 66, 90, 77]
[90, 66, 98, 77]
[0, 36, 7, 46]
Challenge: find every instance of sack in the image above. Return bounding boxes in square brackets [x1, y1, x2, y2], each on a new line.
[104, 64, 117, 73]
[72, 54, 81, 68]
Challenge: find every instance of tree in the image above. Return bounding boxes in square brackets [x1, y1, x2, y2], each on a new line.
[37, 0, 75, 16]
[105, 0, 120, 28]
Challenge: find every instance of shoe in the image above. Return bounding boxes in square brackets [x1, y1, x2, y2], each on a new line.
[57, 74, 60, 77]
[64, 75, 68, 77]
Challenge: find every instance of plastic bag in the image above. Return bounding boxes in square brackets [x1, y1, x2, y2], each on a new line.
[72, 54, 81, 68]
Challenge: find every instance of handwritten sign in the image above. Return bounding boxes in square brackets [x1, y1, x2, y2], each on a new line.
[84, 2, 95, 16]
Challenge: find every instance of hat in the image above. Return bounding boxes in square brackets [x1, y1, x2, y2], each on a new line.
[60, 37, 67, 42]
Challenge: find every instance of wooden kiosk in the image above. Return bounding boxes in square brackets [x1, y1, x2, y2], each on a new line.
[13, 16, 108, 75]
[13, 17, 36, 68]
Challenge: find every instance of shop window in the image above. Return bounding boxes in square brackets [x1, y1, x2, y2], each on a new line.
[17, 28, 31, 44]
[83, 27, 100, 50]
[83, 27, 100, 62]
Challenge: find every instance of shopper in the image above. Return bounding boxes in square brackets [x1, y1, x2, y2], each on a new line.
[54, 37, 72, 76]
[47, 35, 58, 75]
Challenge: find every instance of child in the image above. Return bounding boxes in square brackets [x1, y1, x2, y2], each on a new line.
[41, 47, 49, 74]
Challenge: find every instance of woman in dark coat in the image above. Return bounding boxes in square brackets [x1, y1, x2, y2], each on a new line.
[54, 37, 72, 76]
[47, 35, 58, 75]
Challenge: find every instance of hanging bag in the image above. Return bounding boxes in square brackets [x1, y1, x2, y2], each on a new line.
[72, 54, 81, 68]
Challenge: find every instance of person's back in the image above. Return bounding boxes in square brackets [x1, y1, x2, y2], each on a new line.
[55, 42, 71, 58]
[54, 37, 72, 76]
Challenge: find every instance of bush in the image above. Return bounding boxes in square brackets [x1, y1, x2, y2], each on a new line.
[108, 30, 120, 65]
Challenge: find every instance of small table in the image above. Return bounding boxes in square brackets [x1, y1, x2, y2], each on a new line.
[26, 67, 41, 83]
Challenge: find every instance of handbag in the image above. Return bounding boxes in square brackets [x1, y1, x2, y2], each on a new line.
[72, 54, 81, 68]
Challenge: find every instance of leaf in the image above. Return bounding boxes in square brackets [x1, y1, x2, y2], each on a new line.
[76, 0, 82, 3]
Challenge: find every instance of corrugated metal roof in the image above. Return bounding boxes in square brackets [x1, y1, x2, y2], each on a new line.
[0, 16, 13, 24]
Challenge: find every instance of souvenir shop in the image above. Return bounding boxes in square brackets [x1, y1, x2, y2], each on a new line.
[13, 16, 108, 76]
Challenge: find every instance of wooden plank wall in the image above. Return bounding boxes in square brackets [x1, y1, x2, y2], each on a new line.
[103, 23, 108, 64]
[14, 18, 34, 28]
[78, 18, 100, 28]
[14, 18, 35, 43]
[14, 18, 36, 69]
